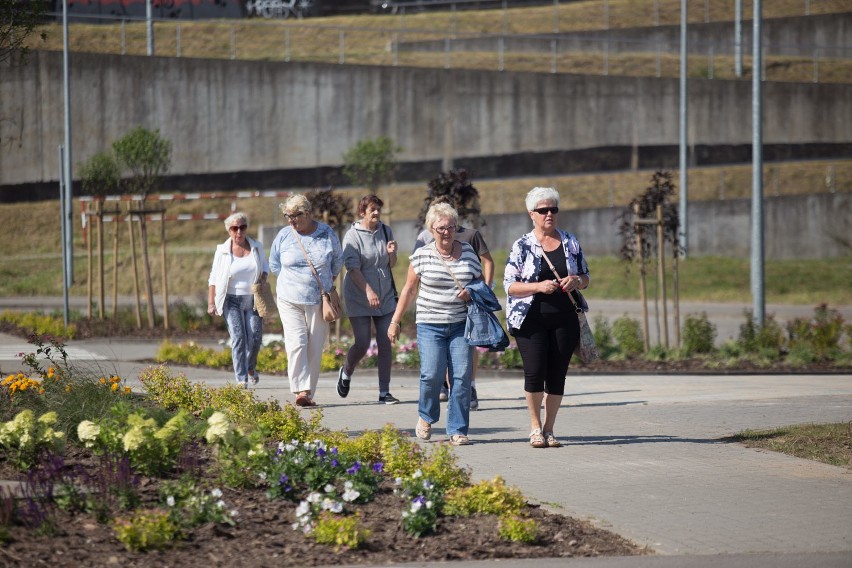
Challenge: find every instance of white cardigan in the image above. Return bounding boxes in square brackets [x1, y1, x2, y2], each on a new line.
[207, 236, 269, 316]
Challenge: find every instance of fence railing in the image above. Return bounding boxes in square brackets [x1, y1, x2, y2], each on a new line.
[41, 6, 852, 83]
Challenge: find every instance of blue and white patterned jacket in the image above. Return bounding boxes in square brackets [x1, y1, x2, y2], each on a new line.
[503, 229, 590, 334]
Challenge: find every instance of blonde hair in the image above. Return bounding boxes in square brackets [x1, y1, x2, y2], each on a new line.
[279, 194, 311, 216]
[224, 212, 248, 230]
[525, 187, 560, 211]
[425, 202, 459, 230]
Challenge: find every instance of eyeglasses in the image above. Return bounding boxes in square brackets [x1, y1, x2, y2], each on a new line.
[284, 211, 305, 221]
[432, 225, 457, 234]
[533, 207, 559, 215]
[229, 224, 248, 232]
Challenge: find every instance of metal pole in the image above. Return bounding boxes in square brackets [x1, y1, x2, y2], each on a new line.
[734, 0, 742, 77]
[751, 0, 765, 325]
[678, 0, 688, 257]
[146, 0, 154, 55]
[63, 0, 74, 286]
[59, 145, 69, 328]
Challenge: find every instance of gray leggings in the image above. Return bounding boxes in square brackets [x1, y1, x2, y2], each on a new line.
[344, 312, 394, 393]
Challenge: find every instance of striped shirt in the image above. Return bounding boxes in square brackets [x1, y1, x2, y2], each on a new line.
[411, 242, 482, 324]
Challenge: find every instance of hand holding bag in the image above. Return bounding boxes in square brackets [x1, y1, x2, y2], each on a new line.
[252, 280, 277, 318]
[295, 235, 342, 323]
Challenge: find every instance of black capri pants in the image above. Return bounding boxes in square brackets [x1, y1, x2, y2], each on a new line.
[514, 309, 580, 396]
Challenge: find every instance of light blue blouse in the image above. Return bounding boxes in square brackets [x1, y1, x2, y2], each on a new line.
[269, 222, 343, 305]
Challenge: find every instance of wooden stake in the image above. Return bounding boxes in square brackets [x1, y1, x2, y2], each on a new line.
[160, 216, 169, 330]
[656, 205, 669, 349]
[127, 204, 142, 329]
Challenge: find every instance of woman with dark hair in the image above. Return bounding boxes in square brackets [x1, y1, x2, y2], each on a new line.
[337, 194, 400, 404]
[504, 187, 590, 448]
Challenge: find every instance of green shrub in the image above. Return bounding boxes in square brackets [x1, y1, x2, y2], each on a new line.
[0, 311, 76, 340]
[420, 444, 471, 492]
[498, 513, 539, 543]
[682, 312, 717, 356]
[786, 304, 846, 359]
[113, 508, 181, 552]
[312, 512, 370, 550]
[592, 315, 617, 359]
[444, 476, 526, 517]
[737, 311, 785, 357]
[612, 315, 644, 356]
[499, 343, 523, 369]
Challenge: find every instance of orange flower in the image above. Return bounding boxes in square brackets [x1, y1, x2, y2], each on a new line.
[111, 383, 119, 392]
[47, 368, 56, 379]
[99, 377, 107, 385]
[123, 386, 132, 395]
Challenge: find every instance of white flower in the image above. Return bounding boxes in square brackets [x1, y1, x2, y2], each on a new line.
[394, 477, 403, 485]
[422, 480, 434, 490]
[216, 500, 226, 509]
[324, 484, 335, 493]
[344, 480, 354, 490]
[258, 472, 267, 481]
[76, 421, 100, 447]
[413, 469, 423, 478]
[211, 488, 223, 498]
[166, 496, 176, 507]
[342, 489, 360, 502]
[306, 492, 321, 503]
[291, 522, 300, 531]
[426, 500, 433, 509]
[230, 509, 239, 518]
[411, 501, 422, 513]
[295, 501, 311, 518]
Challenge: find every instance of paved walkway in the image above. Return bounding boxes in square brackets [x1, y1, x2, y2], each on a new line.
[1, 332, 851, 568]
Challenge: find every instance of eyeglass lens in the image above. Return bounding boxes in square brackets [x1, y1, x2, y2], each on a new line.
[433, 225, 456, 234]
[285, 212, 304, 220]
[229, 224, 248, 232]
[534, 207, 559, 215]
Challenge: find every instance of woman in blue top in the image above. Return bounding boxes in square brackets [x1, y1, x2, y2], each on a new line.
[269, 194, 343, 407]
[207, 212, 270, 388]
[504, 187, 590, 449]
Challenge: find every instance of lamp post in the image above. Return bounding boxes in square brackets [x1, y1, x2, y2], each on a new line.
[751, 0, 765, 325]
[678, 0, 688, 257]
[147, 0, 154, 55]
[62, 0, 73, 290]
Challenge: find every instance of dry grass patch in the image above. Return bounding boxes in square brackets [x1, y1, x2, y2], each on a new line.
[731, 422, 852, 468]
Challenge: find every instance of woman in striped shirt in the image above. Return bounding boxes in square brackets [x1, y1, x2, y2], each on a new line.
[387, 203, 482, 446]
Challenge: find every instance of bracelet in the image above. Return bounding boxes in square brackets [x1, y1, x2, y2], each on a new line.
[390, 321, 401, 328]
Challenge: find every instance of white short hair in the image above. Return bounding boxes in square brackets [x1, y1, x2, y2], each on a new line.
[224, 212, 248, 230]
[279, 194, 311, 216]
[525, 187, 560, 211]
[425, 202, 459, 230]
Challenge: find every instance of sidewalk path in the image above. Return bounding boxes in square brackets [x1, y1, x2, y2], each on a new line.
[1, 332, 851, 566]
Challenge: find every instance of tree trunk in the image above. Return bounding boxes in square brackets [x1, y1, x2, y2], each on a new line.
[139, 215, 156, 329]
[86, 203, 93, 320]
[112, 212, 120, 318]
[97, 201, 104, 319]
[160, 217, 169, 330]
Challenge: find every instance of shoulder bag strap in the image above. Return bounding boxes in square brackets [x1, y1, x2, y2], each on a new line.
[432, 243, 466, 293]
[294, 234, 329, 294]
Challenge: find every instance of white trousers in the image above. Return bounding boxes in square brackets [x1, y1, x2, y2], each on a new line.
[276, 298, 328, 397]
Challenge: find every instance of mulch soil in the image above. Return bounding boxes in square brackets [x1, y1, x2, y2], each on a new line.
[0, 445, 644, 567]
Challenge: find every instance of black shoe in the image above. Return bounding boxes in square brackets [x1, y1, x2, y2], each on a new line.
[336, 367, 350, 398]
[379, 393, 400, 405]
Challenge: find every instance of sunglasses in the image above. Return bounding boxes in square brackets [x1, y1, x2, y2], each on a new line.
[284, 211, 305, 221]
[229, 224, 248, 232]
[533, 207, 559, 215]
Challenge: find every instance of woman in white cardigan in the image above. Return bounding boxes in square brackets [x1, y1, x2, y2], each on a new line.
[207, 212, 270, 387]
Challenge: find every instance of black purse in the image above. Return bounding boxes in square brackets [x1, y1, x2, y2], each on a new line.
[381, 224, 399, 302]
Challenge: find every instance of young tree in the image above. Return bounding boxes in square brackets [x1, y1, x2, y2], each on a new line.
[416, 168, 484, 230]
[342, 136, 401, 192]
[0, 0, 47, 66]
[80, 151, 121, 320]
[113, 127, 172, 329]
[305, 187, 354, 231]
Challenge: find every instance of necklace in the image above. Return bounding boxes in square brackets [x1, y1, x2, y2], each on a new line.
[436, 242, 455, 260]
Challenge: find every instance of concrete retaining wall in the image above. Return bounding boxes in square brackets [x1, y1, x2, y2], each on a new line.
[1, 50, 851, 192]
[260, 193, 851, 260]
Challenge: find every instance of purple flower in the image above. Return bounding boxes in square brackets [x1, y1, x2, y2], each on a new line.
[316, 447, 326, 458]
[331, 459, 339, 467]
[372, 462, 384, 473]
[346, 462, 362, 475]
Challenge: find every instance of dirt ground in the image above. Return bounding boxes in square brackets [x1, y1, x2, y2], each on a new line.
[0, 446, 644, 567]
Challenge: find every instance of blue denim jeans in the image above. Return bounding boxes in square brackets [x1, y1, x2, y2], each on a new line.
[224, 293, 263, 384]
[416, 321, 473, 437]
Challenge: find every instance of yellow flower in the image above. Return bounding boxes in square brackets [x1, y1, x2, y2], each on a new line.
[65, 384, 72, 393]
[38, 388, 45, 395]
[99, 377, 107, 384]
[122, 428, 146, 452]
[110, 376, 121, 384]
[111, 383, 119, 392]
[123, 386, 132, 395]
[47, 368, 56, 379]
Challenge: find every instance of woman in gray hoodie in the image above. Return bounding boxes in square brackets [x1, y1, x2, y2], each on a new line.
[337, 195, 400, 404]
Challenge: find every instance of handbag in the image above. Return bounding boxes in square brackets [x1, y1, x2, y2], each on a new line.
[536, 238, 599, 365]
[381, 224, 399, 302]
[251, 280, 277, 318]
[294, 235, 342, 323]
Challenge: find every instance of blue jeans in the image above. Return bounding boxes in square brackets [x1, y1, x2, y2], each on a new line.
[224, 293, 263, 384]
[416, 321, 472, 437]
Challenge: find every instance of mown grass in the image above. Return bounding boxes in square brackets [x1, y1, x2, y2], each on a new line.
[27, 0, 852, 83]
[731, 422, 852, 468]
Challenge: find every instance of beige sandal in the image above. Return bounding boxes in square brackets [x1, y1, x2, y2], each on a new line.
[529, 429, 546, 448]
[415, 419, 432, 441]
[543, 431, 562, 448]
[449, 434, 471, 446]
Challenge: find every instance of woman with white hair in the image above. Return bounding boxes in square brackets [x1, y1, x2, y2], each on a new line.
[207, 212, 270, 387]
[504, 187, 590, 448]
[269, 194, 343, 408]
[388, 202, 482, 446]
